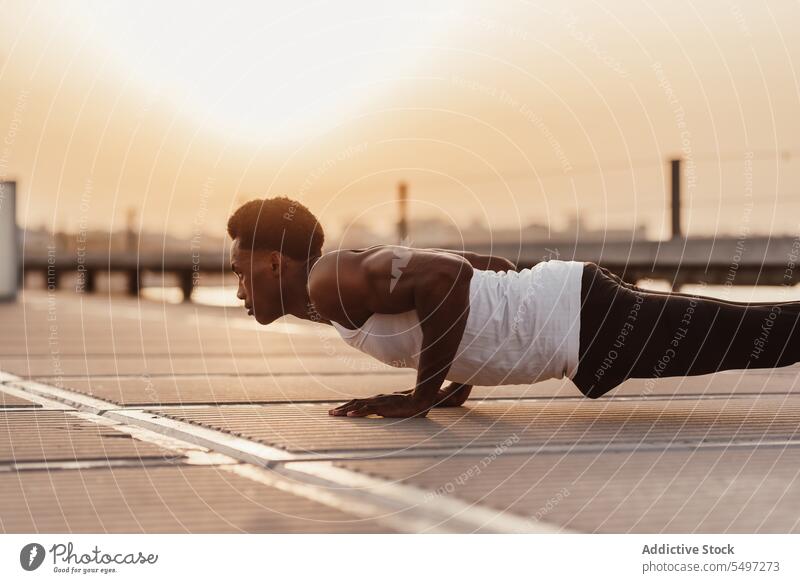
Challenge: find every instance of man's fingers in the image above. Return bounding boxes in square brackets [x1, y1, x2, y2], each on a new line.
[331, 394, 430, 418]
[329, 400, 355, 414]
[346, 404, 376, 417]
[329, 399, 362, 416]
[330, 406, 360, 416]
[346, 395, 396, 417]
[330, 396, 388, 416]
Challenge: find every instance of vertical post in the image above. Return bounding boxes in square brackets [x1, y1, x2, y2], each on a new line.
[83, 269, 96, 293]
[126, 207, 138, 252]
[46, 267, 60, 291]
[126, 269, 141, 296]
[670, 158, 682, 240]
[397, 181, 408, 244]
[125, 208, 139, 296]
[0, 181, 18, 301]
[178, 271, 194, 302]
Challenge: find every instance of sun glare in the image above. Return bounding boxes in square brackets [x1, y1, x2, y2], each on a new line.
[46, 0, 461, 144]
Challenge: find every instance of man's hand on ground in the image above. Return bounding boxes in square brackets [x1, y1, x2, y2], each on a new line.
[328, 393, 430, 418]
[328, 382, 473, 418]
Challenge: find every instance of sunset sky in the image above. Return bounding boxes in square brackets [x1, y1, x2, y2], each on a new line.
[1, 0, 799, 244]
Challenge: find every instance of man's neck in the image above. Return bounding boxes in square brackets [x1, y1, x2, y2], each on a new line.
[295, 254, 329, 323]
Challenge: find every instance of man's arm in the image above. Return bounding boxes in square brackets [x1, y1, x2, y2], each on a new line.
[407, 256, 473, 411]
[400, 246, 484, 406]
[426, 248, 517, 272]
[326, 248, 473, 418]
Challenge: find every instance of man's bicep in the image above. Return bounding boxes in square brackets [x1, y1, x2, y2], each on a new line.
[411, 260, 473, 318]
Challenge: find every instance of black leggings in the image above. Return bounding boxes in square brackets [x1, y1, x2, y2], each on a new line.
[571, 262, 800, 398]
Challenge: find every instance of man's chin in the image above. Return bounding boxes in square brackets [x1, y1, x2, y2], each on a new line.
[253, 313, 277, 326]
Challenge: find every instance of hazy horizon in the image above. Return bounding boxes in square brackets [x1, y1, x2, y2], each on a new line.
[2, 0, 799, 243]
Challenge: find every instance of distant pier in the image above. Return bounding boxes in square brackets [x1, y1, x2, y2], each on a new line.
[20, 234, 800, 301]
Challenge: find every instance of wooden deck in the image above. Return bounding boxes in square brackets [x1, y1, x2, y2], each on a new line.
[2, 290, 799, 533]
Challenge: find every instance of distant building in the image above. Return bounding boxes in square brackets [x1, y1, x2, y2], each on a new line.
[552, 213, 648, 241]
[330, 212, 647, 249]
[334, 219, 386, 249]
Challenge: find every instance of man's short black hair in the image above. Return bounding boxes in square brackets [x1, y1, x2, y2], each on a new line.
[227, 196, 324, 261]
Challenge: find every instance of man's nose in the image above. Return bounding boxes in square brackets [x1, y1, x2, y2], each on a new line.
[236, 284, 246, 300]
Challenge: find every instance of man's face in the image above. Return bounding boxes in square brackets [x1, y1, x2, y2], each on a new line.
[230, 238, 284, 325]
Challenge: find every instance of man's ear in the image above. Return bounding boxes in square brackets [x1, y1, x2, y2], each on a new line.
[268, 250, 284, 275]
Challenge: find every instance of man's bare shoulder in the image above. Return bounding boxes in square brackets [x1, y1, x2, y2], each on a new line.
[341, 245, 458, 282]
[309, 246, 401, 281]
[309, 245, 470, 313]
[308, 246, 382, 288]
[320, 245, 469, 279]
[307, 248, 382, 316]
[307, 250, 348, 297]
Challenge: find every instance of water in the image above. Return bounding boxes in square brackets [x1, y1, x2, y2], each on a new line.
[635, 280, 800, 303]
[140, 285, 342, 337]
[141, 285, 242, 307]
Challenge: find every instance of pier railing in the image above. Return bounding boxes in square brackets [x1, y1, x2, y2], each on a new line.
[20, 234, 800, 301]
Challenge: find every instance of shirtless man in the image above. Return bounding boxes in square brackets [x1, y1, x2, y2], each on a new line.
[228, 197, 800, 419]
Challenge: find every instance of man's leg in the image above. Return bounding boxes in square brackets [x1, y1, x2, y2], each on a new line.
[572, 262, 800, 398]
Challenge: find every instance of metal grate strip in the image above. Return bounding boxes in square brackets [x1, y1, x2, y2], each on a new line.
[0, 411, 182, 463]
[337, 447, 800, 533]
[150, 396, 800, 455]
[0, 465, 392, 533]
